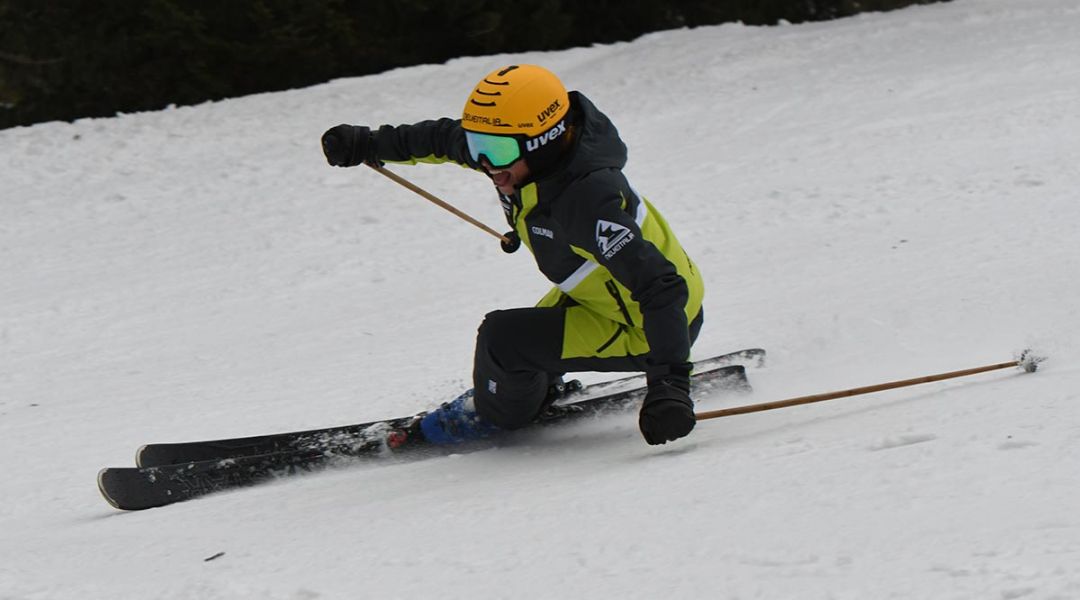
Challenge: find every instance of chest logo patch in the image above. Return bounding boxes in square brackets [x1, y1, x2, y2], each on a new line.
[596, 220, 634, 259]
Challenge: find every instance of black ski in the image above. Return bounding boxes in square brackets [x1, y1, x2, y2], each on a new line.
[99, 351, 762, 511]
[99, 362, 751, 511]
[135, 348, 765, 468]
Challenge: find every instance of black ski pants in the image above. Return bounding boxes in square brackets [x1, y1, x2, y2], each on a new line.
[472, 306, 703, 429]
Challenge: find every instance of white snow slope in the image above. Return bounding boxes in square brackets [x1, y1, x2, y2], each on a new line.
[3, 1, 1080, 598]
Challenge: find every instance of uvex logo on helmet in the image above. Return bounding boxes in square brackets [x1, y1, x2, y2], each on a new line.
[537, 99, 562, 125]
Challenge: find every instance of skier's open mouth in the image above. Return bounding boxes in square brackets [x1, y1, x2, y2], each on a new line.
[489, 169, 513, 188]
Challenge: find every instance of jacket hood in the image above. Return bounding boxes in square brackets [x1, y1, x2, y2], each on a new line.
[530, 91, 627, 201]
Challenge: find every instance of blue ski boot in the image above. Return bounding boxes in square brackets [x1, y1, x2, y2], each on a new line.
[419, 389, 500, 445]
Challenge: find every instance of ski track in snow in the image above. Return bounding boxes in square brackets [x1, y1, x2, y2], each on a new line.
[3, 0, 1080, 598]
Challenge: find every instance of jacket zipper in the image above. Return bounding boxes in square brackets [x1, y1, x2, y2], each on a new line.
[595, 325, 626, 354]
[605, 280, 635, 327]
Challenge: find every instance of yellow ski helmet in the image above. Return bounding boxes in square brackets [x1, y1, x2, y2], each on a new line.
[461, 64, 570, 136]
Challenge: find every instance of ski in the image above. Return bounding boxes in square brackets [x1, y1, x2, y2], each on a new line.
[99, 352, 763, 511]
[135, 348, 765, 468]
[100, 363, 751, 511]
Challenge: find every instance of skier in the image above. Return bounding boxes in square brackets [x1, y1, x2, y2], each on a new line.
[321, 65, 704, 446]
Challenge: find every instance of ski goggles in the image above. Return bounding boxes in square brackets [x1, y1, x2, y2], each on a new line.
[465, 131, 524, 168]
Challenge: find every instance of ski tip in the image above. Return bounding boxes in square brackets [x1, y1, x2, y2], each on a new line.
[135, 444, 149, 468]
[693, 348, 767, 372]
[97, 468, 122, 510]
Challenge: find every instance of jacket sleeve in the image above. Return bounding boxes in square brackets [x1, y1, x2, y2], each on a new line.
[563, 171, 692, 374]
[372, 118, 480, 169]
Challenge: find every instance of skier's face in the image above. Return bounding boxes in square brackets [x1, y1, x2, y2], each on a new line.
[480, 156, 530, 195]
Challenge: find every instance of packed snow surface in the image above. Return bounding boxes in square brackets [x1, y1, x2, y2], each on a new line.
[3, 0, 1079, 598]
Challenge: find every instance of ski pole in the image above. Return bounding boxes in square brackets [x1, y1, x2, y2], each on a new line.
[696, 350, 1045, 421]
[367, 163, 514, 247]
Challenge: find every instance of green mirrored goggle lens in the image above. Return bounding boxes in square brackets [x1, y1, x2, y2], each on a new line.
[465, 131, 522, 167]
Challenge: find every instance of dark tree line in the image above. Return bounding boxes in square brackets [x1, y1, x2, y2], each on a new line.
[0, 0, 946, 129]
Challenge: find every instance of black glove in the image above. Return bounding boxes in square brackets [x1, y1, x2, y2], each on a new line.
[639, 364, 695, 445]
[321, 124, 377, 167]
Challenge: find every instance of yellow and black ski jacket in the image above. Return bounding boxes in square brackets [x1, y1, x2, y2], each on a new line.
[372, 92, 704, 373]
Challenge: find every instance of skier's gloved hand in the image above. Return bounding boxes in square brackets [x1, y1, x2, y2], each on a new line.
[321, 124, 379, 167]
[639, 363, 695, 445]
